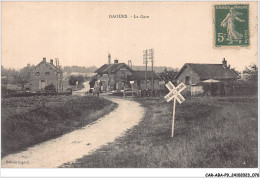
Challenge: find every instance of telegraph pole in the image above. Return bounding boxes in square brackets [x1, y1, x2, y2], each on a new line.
[149, 49, 154, 94]
[143, 50, 148, 89]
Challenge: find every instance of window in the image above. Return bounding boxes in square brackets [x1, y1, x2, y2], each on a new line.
[35, 71, 40, 76]
[45, 72, 50, 76]
[185, 76, 190, 85]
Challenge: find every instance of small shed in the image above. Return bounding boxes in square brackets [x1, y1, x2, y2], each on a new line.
[191, 83, 204, 96]
[174, 59, 239, 96]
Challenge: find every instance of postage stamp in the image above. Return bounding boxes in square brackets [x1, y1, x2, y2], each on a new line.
[215, 4, 249, 47]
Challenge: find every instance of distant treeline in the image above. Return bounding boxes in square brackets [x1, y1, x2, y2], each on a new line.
[63, 65, 177, 74]
[131, 65, 177, 73]
[63, 65, 98, 74]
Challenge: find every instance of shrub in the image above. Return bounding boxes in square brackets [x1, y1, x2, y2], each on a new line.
[69, 75, 85, 86]
[44, 84, 56, 93]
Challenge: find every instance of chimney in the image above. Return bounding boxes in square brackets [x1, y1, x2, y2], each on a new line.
[222, 58, 227, 68]
[108, 53, 111, 64]
[228, 65, 230, 69]
[55, 58, 58, 67]
[114, 59, 118, 64]
[50, 59, 53, 65]
[43, 57, 46, 62]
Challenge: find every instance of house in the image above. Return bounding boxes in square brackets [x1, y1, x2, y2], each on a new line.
[94, 54, 162, 92]
[30, 57, 63, 92]
[175, 58, 239, 96]
[130, 71, 161, 90]
[94, 58, 134, 91]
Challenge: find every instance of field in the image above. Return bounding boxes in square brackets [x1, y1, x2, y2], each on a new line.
[1, 95, 117, 157]
[62, 96, 258, 168]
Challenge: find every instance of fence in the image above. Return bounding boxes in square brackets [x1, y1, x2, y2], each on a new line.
[224, 85, 257, 96]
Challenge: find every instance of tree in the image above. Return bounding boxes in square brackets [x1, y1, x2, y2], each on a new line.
[15, 64, 34, 91]
[1, 76, 8, 88]
[69, 75, 85, 86]
[158, 68, 178, 83]
[1, 65, 19, 85]
[63, 65, 98, 75]
[16, 75, 29, 91]
[243, 64, 257, 84]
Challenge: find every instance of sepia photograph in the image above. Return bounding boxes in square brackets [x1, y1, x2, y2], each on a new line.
[1, 0, 259, 177]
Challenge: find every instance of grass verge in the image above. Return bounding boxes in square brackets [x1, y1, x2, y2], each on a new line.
[1, 95, 117, 157]
[61, 96, 257, 168]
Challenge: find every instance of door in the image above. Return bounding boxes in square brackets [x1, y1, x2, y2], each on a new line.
[40, 80, 46, 90]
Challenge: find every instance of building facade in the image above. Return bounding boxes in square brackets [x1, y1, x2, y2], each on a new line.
[175, 59, 239, 96]
[131, 71, 161, 91]
[95, 59, 134, 91]
[94, 55, 162, 92]
[30, 58, 63, 92]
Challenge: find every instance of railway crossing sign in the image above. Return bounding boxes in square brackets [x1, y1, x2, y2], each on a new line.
[164, 82, 186, 137]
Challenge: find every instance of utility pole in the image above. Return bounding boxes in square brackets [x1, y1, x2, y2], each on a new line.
[143, 50, 148, 89]
[149, 49, 154, 94]
[55, 58, 62, 92]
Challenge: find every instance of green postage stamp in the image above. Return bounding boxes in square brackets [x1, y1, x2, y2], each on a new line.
[215, 4, 249, 46]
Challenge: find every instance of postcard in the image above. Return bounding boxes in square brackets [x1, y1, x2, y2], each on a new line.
[1, 1, 258, 177]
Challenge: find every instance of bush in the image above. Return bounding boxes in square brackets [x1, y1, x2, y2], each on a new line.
[44, 84, 56, 93]
[69, 75, 85, 86]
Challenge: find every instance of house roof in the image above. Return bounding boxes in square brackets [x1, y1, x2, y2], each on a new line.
[175, 63, 239, 80]
[36, 60, 62, 73]
[95, 63, 133, 74]
[95, 64, 110, 74]
[131, 71, 161, 80]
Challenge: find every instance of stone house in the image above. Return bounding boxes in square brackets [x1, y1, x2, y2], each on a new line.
[94, 59, 134, 91]
[94, 55, 162, 92]
[30, 57, 63, 92]
[175, 58, 239, 96]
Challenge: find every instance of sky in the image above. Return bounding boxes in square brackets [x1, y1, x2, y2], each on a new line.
[1, 1, 258, 71]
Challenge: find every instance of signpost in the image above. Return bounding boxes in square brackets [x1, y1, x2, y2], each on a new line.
[130, 81, 134, 97]
[94, 80, 100, 97]
[164, 81, 186, 137]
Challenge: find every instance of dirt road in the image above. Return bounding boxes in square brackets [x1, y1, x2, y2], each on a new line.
[1, 97, 145, 168]
[72, 81, 90, 96]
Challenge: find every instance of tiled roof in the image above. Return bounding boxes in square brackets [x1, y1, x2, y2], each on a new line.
[176, 63, 239, 80]
[95, 64, 110, 74]
[95, 63, 133, 74]
[132, 71, 161, 80]
[36, 61, 62, 73]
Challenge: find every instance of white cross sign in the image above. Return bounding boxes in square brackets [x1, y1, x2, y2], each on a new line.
[164, 82, 186, 103]
[164, 81, 186, 137]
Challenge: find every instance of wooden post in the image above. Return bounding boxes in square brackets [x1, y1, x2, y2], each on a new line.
[172, 98, 176, 137]
[132, 84, 133, 97]
[164, 82, 186, 137]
